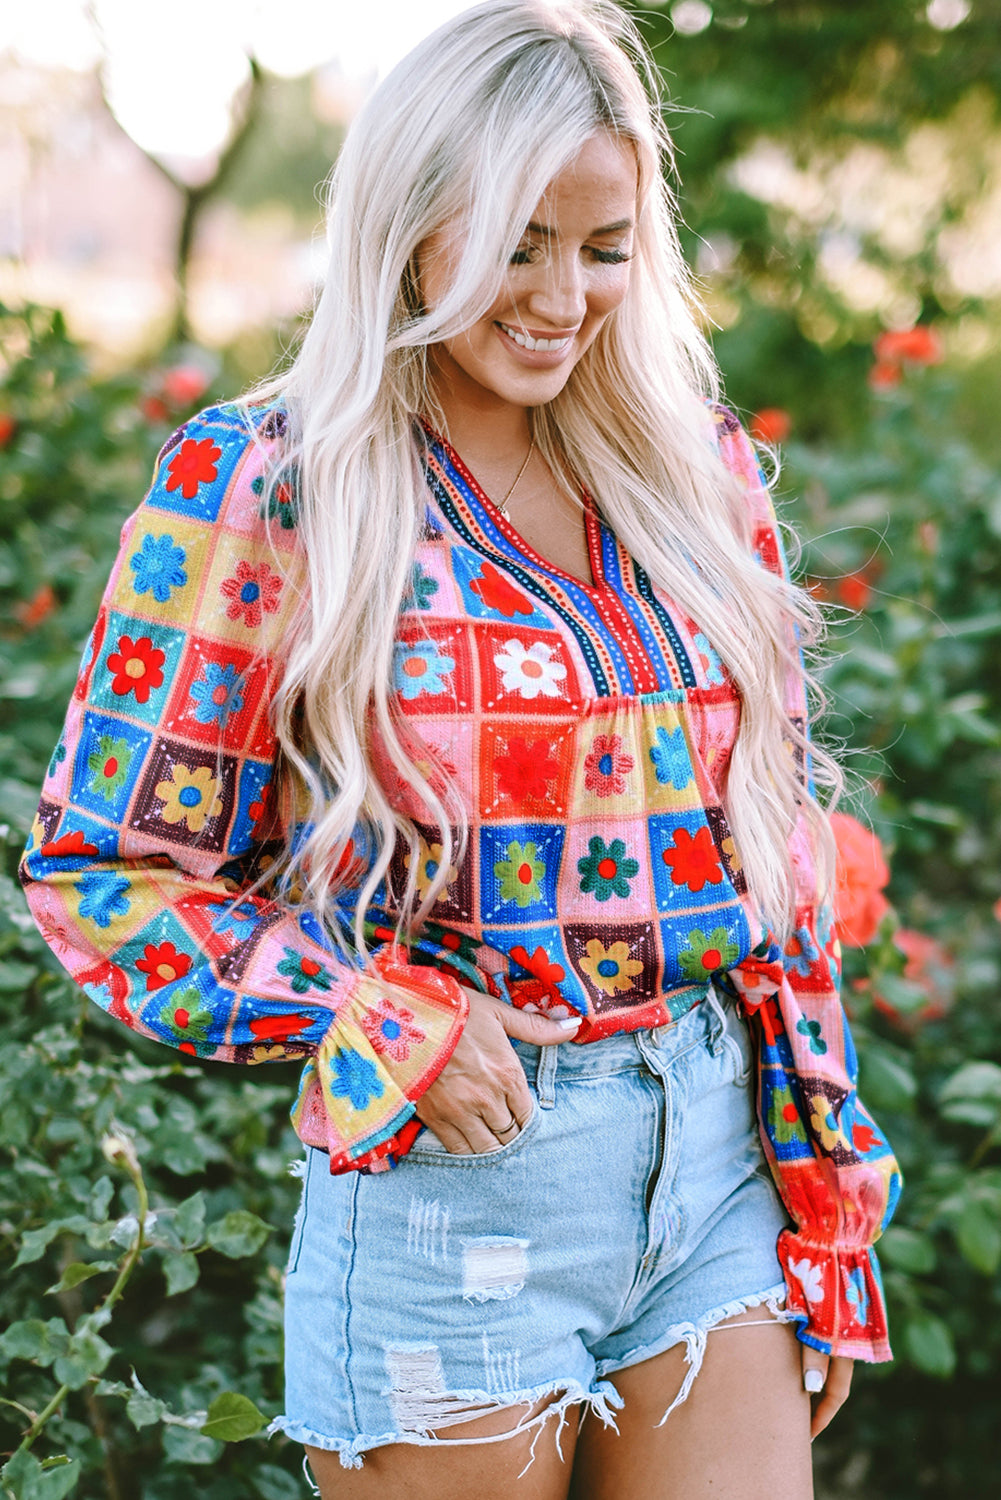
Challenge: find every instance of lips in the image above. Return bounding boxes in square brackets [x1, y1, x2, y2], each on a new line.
[497, 321, 575, 353]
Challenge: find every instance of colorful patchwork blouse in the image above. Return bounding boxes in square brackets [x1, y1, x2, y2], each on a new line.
[20, 401, 900, 1362]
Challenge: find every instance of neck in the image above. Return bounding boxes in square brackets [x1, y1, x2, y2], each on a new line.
[427, 369, 532, 469]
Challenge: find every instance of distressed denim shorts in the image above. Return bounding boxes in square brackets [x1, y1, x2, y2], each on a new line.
[274, 993, 791, 1469]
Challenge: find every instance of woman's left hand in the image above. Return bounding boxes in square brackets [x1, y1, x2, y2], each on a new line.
[801, 1350, 854, 1439]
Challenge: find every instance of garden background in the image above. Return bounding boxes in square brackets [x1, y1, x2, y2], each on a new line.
[2, 1, 1001, 1495]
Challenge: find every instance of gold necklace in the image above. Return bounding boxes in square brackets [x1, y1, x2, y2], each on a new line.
[496, 437, 535, 517]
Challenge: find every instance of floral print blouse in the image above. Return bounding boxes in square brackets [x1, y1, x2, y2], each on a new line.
[20, 401, 900, 1362]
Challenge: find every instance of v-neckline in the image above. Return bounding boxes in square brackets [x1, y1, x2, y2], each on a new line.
[421, 427, 609, 597]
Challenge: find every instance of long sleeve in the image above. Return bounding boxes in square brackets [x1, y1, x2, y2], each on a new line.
[19, 403, 467, 1174]
[716, 409, 902, 1361]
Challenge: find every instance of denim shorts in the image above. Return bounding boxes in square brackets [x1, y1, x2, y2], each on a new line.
[274, 993, 791, 1469]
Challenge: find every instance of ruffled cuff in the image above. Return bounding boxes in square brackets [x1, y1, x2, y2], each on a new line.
[290, 947, 468, 1173]
[778, 1230, 892, 1362]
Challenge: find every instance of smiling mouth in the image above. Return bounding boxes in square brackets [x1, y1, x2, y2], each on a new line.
[497, 321, 575, 353]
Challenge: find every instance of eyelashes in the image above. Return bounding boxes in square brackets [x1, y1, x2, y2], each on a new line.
[508, 246, 633, 266]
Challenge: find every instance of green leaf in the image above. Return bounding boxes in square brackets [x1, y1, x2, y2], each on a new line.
[253, 1464, 304, 1500]
[162, 1427, 223, 1466]
[126, 1388, 168, 1430]
[0, 1318, 69, 1367]
[13, 1218, 90, 1267]
[879, 1226, 936, 1275]
[205, 1211, 272, 1260]
[35, 1460, 80, 1500]
[45, 1261, 116, 1295]
[0, 1452, 79, 1500]
[939, 1061, 1001, 1105]
[859, 1046, 917, 1113]
[956, 1199, 1001, 1276]
[163, 1252, 200, 1297]
[199, 1392, 268, 1442]
[903, 1311, 956, 1379]
[53, 1329, 113, 1389]
[174, 1192, 206, 1247]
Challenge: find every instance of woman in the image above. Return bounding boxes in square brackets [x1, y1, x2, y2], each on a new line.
[20, 2, 900, 1496]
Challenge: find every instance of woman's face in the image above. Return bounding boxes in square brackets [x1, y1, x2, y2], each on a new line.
[419, 130, 638, 417]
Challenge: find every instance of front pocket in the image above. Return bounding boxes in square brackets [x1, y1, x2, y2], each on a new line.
[406, 1097, 542, 1166]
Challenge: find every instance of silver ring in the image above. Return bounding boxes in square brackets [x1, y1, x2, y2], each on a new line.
[494, 1114, 519, 1137]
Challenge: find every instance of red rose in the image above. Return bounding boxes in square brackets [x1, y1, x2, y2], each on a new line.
[749, 408, 792, 445]
[831, 811, 890, 948]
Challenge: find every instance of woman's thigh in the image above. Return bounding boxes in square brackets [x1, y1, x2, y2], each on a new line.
[569, 1308, 814, 1500]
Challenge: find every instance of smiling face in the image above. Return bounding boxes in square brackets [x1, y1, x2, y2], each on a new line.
[419, 130, 638, 423]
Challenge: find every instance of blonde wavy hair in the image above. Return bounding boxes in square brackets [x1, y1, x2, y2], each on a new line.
[246, 0, 840, 955]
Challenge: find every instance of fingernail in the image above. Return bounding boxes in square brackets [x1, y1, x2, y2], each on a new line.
[803, 1368, 825, 1394]
[558, 1017, 582, 1030]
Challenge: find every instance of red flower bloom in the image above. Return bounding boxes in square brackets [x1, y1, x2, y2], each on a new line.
[831, 811, 890, 948]
[661, 826, 723, 892]
[141, 395, 170, 424]
[749, 408, 792, 445]
[509, 945, 567, 987]
[494, 738, 560, 800]
[874, 326, 942, 366]
[166, 436, 221, 499]
[584, 734, 634, 797]
[41, 829, 99, 858]
[106, 634, 166, 703]
[873, 928, 954, 1031]
[220, 560, 282, 628]
[836, 572, 873, 611]
[15, 583, 57, 629]
[162, 364, 209, 408]
[469, 561, 534, 618]
[869, 361, 903, 390]
[0, 412, 16, 447]
[136, 941, 193, 991]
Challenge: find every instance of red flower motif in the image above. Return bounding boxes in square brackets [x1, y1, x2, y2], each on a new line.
[249, 1012, 313, 1040]
[135, 941, 193, 991]
[509, 945, 566, 987]
[831, 812, 890, 948]
[661, 826, 723, 892]
[220, 560, 282, 628]
[166, 437, 221, 499]
[41, 829, 98, 859]
[106, 634, 166, 703]
[583, 734, 634, 797]
[360, 996, 426, 1062]
[494, 738, 560, 800]
[749, 408, 792, 445]
[469, 561, 534, 618]
[852, 1120, 880, 1154]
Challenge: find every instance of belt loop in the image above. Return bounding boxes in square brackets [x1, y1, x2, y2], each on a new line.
[705, 984, 727, 1056]
[535, 1043, 559, 1109]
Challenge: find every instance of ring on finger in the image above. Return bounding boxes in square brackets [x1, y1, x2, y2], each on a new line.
[492, 1113, 519, 1138]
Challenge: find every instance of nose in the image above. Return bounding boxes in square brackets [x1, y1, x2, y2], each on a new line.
[524, 249, 586, 329]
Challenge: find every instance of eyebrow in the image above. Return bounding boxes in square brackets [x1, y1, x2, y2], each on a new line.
[525, 217, 634, 238]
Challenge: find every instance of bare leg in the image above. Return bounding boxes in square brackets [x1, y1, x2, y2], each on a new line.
[569, 1308, 814, 1500]
[305, 1393, 581, 1500]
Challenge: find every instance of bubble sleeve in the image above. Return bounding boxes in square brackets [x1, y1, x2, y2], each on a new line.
[18, 404, 468, 1175]
[717, 409, 902, 1362]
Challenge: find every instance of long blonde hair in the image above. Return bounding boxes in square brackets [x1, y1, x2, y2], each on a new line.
[246, 0, 839, 954]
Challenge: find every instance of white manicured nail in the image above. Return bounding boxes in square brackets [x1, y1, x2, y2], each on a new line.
[803, 1368, 825, 1394]
[558, 1017, 582, 1030]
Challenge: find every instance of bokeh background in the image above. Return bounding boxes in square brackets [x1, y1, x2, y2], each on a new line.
[2, 1, 1000, 1496]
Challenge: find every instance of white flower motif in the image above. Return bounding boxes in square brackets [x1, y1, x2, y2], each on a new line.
[494, 639, 567, 700]
[787, 1256, 825, 1304]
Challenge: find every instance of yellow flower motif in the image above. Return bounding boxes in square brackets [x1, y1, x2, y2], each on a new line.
[155, 763, 223, 833]
[406, 838, 458, 902]
[721, 834, 743, 874]
[580, 938, 643, 997]
[809, 1093, 848, 1153]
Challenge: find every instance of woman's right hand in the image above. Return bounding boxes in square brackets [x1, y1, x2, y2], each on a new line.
[413, 990, 580, 1153]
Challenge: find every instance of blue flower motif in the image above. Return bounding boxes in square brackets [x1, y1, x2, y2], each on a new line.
[693, 632, 725, 686]
[75, 871, 131, 928]
[649, 724, 691, 789]
[130, 533, 187, 603]
[393, 640, 455, 700]
[189, 661, 244, 726]
[846, 1267, 869, 1327]
[330, 1047, 384, 1111]
[785, 924, 821, 978]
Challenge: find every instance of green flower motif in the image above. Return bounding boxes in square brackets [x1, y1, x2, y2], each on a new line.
[277, 947, 333, 994]
[577, 836, 639, 902]
[87, 734, 133, 801]
[495, 840, 545, 907]
[768, 1083, 809, 1145]
[252, 470, 299, 530]
[677, 926, 741, 982]
[404, 561, 439, 611]
[796, 1017, 828, 1055]
[48, 740, 67, 778]
[159, 986, 212, 1046]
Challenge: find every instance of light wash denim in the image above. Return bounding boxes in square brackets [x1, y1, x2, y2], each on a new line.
[274, 993, 792, 1470]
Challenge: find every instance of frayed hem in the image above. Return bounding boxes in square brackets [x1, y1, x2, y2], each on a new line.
[596, 1280, 797, 1428]
[269, 1377, 622, 1473]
